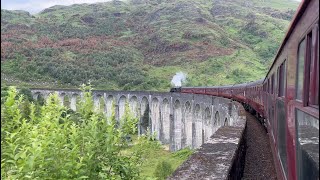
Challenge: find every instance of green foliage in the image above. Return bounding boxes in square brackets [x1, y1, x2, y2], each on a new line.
[254, 40, 279, 62]
[0, 85, 146, 179]
[172, 147, 194, 159]
[17, 88, 33, 102]
[219, 36, 230, 47]
[77, 83, 94, 119]
[128, 137, 191, 179]
[1, 86, 9, 104]
[121, 101, 139, 135]
[35, 94, 45, 106]
[153, 160, 174, 180]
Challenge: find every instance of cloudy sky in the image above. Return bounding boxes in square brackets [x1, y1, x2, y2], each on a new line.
[1, 0, 113, 14]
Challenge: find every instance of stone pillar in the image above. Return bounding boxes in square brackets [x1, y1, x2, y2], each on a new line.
[161, 99, 170, 144]
[169, 114, 175, 151]
[194, 104, 202, 149]
[106, 95, 114, 119]
[115, 104, 119, 125]
[203, 107, 212, 143]
[183, 101, 192, 149]
[93, 96, 100, 112]
[181, 111, 186, 149]
[118, 96, 126, 122]
[192, 122, 196, 149]
[58, 94, 64, 106]
[148, 95, 152, 134]
[174, 100, 182, 151]
[151, 98, 160, 140]
[138, 105, 141, 136]
[70, 95, 77, 111]
[185, 100, 193, 148]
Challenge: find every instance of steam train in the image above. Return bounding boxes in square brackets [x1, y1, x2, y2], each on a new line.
[170, 0, 319, 179]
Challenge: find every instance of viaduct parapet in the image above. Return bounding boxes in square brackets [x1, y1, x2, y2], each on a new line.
[30, 89, 244, 152]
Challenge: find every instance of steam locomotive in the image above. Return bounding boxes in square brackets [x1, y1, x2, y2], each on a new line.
[170, 0, 319, 179]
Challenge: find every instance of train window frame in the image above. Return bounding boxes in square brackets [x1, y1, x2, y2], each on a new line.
[271, 74, 275, 94]
[266, 80, 268, 93]
[308, 24, 319, 108]
[298, 24, 319, 108]
[276, 100, 288, 178]
[278, 60, 286, 97]
[303, 31, 313, 107]
[270, 77, 272, 94]
[295, 108, 319, 180]
[276, 68, 279, 96]
[296, 38, 306, 101]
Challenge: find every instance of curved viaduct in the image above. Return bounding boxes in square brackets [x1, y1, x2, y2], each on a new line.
[30, 89, 244, 152]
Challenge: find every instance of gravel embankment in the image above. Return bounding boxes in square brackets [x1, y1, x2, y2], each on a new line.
[242, 112, 277, 180]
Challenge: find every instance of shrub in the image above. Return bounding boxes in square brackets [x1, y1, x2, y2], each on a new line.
[17, 88, 33, 102]
[1, 86, 9, 104]
[153, 160, 174, 180]
[1, 85, 144, 179]
[172, 147, 194, 159]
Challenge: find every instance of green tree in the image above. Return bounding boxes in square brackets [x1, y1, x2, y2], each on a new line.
[17, 88, 33, 102]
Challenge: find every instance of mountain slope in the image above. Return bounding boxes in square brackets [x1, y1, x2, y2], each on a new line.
[1, 0, 299, 90]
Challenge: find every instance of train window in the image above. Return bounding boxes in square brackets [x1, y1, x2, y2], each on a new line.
[276, 69, 278, 95]
[271, 74, 275, 94]
[279, 60, 286, 97]
[315, 26, 319, 106]
[268, 78, 271, 93]
[283, 61, 287, 95]
[278, 64, 282, 96]
[266, 80, 268, 93]
[295, 109, 319, 179]
[277, 100, 288, 177]
[315, 26, 319, 105]
[302, 32, 313, 106]
[308, 25, 319, 107]
[277, 67, 280, 95]
[268, 77, 272, 94]
[296, 38, 306, 101]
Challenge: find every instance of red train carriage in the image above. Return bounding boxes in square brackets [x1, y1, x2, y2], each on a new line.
[179, 87, 207, 94]
[204, 86, 219, 96]
[245, 79, 264, 117]
[175, 0, 319, 179]
[232, 83, 247, 103]
[263, 0, 319, 179]
[178, 87, 193, 93]
[217, 85, 233, 99]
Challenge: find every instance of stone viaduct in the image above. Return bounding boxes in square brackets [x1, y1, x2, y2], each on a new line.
[30, 88, 244, 152]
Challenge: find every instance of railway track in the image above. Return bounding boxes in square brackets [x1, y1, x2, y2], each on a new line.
[242, 112, 277, 179]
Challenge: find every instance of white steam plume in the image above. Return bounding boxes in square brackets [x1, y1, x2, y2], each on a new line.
[171, 72, 187, 87]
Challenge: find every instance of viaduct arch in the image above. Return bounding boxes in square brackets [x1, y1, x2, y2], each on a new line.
[30, 89, 242, 151]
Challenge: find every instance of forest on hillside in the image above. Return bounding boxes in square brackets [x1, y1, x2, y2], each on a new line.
[1, 0, 299, 90]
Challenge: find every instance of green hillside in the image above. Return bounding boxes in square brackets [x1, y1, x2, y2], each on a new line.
[1, 0, 299, 91]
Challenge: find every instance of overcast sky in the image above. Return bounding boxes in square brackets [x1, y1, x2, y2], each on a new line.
[1, 0, 113, 14]
[1, 0, 302, 14]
